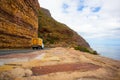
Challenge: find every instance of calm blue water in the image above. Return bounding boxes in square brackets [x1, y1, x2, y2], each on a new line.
[91, 44, 120, 60]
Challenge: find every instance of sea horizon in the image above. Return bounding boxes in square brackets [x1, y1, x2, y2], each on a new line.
[91, 44, 120, 60]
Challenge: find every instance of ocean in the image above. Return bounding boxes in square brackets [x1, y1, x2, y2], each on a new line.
[91, 44, 120, 60]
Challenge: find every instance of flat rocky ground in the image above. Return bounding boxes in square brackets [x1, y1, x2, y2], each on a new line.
[0, 47, 120, 80]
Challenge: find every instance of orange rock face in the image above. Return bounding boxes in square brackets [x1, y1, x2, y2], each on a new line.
[0, 0, 40, 48]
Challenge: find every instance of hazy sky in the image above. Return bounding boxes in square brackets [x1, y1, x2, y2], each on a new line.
[39, 0, 120, 46]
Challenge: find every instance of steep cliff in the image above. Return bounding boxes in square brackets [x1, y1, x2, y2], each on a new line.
[38, 8, 90, 48]
[0, 0, 90, 49]
[0, 0, 40, 48]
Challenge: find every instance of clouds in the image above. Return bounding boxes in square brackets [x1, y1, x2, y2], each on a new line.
[39, 0, 120, 40]
[91, 7, 101, 12]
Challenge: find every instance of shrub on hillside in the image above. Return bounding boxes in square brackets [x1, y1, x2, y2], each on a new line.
[74, 46, 98, 55]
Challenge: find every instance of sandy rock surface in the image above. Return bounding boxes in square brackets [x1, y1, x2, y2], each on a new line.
[0, 47, 120, 80]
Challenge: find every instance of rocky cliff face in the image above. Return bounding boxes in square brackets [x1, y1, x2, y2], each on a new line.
[0, 0, 90, 49]
[40, 7, 51, 17]
[0, 0, 40, 48]
[38, 8, 90, 48]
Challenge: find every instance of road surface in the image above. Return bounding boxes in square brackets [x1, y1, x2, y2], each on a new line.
[0, 48, 49, 55]
[0, 49, 35, 55]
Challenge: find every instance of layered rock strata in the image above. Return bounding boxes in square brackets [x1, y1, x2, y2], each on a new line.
[0, 0, 40, 48]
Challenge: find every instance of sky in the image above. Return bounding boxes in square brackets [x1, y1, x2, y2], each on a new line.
[39, 0, 120, 46]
